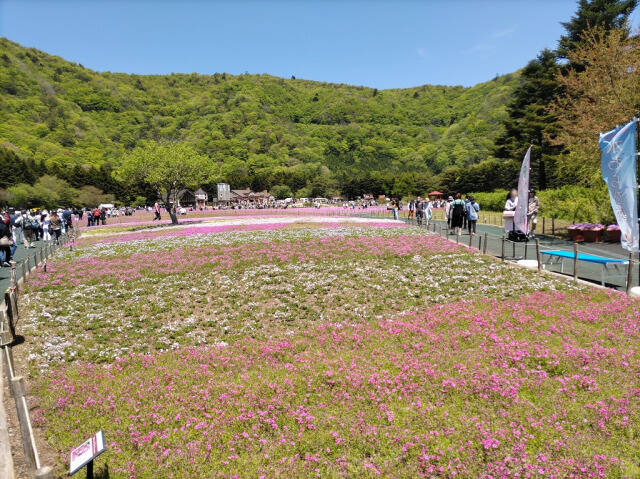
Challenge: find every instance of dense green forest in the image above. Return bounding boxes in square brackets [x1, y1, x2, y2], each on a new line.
[0, 36, 519, 203]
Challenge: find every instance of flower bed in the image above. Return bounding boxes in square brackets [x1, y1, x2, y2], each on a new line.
[14, 217, 640, 477]
[606, 224, 621, 243]
[568, 223, 604, 243]
[34, 291, 640, 477]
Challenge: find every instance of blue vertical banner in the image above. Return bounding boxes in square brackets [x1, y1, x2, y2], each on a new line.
[599, 119, 639, 253]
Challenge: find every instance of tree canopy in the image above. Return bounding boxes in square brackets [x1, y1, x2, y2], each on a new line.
[0, 37, 518, 201]
[115, 141, 215, 223]
[557, 0, 638, 59]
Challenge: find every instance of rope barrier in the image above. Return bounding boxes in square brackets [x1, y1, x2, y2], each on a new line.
[0, 227, 79, 479]
[371, 212, 640, 288]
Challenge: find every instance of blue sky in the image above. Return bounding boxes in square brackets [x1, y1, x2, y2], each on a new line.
[0, 0, 628, 89]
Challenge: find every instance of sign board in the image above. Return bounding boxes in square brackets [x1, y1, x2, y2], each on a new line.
[69, 430, 106, 475]
[217, 183, 231, 202]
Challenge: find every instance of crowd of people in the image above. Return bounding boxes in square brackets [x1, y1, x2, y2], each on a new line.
[0, 207, 74, 266]
[388, 195, 481, 235]
[440, 194, 481, 236]
[389, 190, 540, 239]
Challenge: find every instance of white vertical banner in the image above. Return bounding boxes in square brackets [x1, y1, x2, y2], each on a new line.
[513, 146, 531, 234]
[599, 120, 639, 252]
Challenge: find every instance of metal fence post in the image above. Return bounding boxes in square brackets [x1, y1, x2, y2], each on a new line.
[536, 239, 542, 272]
[501, 237, 505, 261]
[483, 232, 488, 255]
[573, 243, 578, 281]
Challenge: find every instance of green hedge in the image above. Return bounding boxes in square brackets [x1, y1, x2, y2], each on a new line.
[469, 184, 615, 224]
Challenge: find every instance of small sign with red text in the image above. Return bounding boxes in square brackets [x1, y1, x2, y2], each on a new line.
[69, 430, 106, 475]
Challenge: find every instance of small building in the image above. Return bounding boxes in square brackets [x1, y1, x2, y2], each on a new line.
[160, 188, 209, 209]
[227, 189, 274, 206]
[194, 188, 208, 209]
[179, 190, 196, 207]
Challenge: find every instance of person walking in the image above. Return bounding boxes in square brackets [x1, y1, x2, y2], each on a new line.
[391, 199, 399, 221]
[34, 210, 42, 241]
[92, 207, 101, 226]
[0, 212, 14, 266]
[22, 211, 37, 248]
[100, 207, 107, 225]
[87, 208, 94, 227]
[12, 210, 23, 245]
[408, 199, 415, 222]
[450, 193, 466, 236]
[415, 198, 424, 226]
[154, 202, 162, 221]
[425, 199, 433, 227]
[466, 196, 480, 236]
[462, 195, 470, 231]
[49, 211, 63, 243]
[62, 207, 73, 231]
[445, 196, 453, 229]
[42, 211, 51, 241]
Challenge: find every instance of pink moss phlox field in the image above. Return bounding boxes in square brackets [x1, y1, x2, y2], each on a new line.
[79, 223, 291, 245]
[31, 233, 458, 289]
[38, 290, 640, 477]
[79, 206, 391, 229]
[77, 221, 406, 246]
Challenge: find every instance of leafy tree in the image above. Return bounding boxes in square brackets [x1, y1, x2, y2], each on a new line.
[550, 27, 640, 186]
[115, 141, 215, 224]
[6, 183, 35, 208]
[270, 184, 293, 199]
[76, 185, 115, 208]
[295, 186, 312, 199]
[6, 175, 78, 208]
[132, 195, 148, 208]
[33, 175, 78, 207]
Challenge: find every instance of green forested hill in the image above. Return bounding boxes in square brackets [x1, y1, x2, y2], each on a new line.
[0, 37, 518, 200]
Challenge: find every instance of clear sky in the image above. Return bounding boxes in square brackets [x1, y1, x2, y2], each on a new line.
[0, 0, 628, 89]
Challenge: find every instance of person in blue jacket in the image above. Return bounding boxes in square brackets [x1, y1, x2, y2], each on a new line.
[465, 196, 480, 236]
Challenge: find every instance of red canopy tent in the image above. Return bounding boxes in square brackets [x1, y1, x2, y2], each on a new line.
[427, 191, 444, 198]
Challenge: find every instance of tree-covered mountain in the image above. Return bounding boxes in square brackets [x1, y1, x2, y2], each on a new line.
[0, 37, 519, 200]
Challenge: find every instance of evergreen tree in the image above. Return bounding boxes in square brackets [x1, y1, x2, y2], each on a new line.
[0, 147, 36, 188]
[557, 0, 637, 59]
[494, 50, 561, 190]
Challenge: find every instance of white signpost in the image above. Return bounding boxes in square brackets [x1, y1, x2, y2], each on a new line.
[69, 430, 106, 477]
